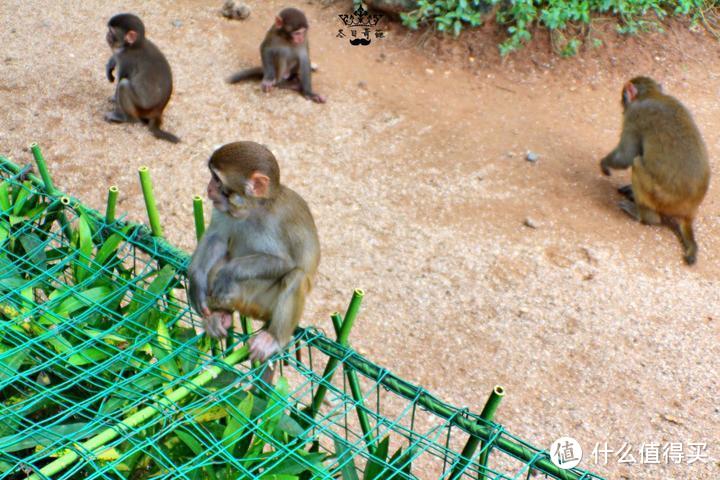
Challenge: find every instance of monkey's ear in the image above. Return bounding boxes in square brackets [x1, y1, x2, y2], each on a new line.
[275, 16, 283, 28]
[623, 82, 638, 105]
[249, 172, 271, 198]
[125, 30, 138, 45]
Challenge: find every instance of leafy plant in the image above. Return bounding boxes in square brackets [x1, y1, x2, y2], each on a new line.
[401, 0, 713, 55]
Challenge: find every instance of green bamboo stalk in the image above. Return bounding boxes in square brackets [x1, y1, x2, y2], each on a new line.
[193, 195, 205, 241]
[331, 312, 374, 450]
[450, 385, 505, 479]
[138, 166, 163, 237]
[477, 385, 505, 479]
[28, 345, 249, 480]
[30, 143, 57, 194]
[105, 186, 119, 223]
[307, 289, 364, 418]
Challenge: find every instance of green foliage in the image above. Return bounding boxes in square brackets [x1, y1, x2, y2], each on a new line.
[401, 0, 712, 55]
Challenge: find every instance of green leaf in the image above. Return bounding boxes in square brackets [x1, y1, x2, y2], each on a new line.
[263, 451, 328, 475]
[74, 212, 93, 283]
[222, 391, 254, 451]
[363, 436, 390, 480]
[260, 377, 290, 438]
[176, 430, 218, 480]
[12, 186, 30, 216]
[67, 346, 112, 366]
[18, 233, 47, 269]
[94, 227, 129, 267]
[52, 286, 112, 317]
[0, 422, 98, 453]
[0, 350, 28, 382]
[125, 265, 176, 318]
[150, 318, 180, 380]
[0, 181, 11, 212]
[333, 437, 360, 480]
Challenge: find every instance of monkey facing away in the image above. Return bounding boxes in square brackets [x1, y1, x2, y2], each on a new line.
[188, 142, 320, 362]
[105, 13, 180, 143]
[227, 7, 325, 103]
[600, 76, 710, 265]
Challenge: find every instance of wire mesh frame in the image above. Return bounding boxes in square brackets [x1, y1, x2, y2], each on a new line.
[0, 157, 605, 480]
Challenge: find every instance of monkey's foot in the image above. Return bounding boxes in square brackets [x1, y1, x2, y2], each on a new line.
[249, 331, 280, 362]
[306, 93, 326, 104]
[104, 111, 130, 123]
[619, 199, 661, 225]
[617, 184, 634, 201]
[261, 80, 275, 93]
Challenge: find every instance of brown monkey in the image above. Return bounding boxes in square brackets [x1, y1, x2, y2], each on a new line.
[600, 76, 710, 265]
[105, 13, 180, 143]
[226, 7, 325, 103]
[188, 142, 320, 362]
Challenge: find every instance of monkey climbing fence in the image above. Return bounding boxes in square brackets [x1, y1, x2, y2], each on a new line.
[0, 147, 605, 480]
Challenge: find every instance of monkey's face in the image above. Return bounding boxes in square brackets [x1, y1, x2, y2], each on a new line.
[106, 26, 138, 50]
[208, 171, 253, 219]
[106, 27, 122, 49]
[289, 27, 306, 45]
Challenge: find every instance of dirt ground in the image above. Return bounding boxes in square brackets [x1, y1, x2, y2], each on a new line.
[1, 1, 719, 478]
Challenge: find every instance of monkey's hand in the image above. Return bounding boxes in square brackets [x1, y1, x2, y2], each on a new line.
[207, 266, 237, 306]
[204, 310, 233, 338]
[106, 57, 117, 83]
[249, 330, 281, 362]
[188, 275, 210, 318]
[600, 156, 612, 176]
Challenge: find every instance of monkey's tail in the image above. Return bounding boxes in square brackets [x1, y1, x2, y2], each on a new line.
[226, 67, 264, 84]
[148, 122, 181, 144]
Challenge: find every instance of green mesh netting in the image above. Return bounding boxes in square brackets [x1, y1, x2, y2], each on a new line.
[0, 153, 605, 480]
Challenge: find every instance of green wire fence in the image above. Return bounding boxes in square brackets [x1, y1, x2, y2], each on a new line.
[0, 146, 606, 480]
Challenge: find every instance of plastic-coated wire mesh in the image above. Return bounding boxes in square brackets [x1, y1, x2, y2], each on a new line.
[0, 155, 605, 480]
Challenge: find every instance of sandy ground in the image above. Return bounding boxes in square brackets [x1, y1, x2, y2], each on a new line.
[1, 1, 719, 478]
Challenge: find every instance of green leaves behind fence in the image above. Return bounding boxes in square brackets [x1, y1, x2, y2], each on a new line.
[334, 434, 417, 480]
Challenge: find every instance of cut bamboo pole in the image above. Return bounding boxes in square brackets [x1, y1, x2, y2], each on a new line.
[105, 186, 119, 224]
[30, 143, 56, 194]
[192, 195, 205, 240]
[450, 385, 504, 479]
[331, 312, 374, 449]
[138, 166, 163, 237]
[307, 289, 364, 418]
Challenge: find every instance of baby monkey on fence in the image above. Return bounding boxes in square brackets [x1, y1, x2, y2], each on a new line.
[188, 142, 320, 365]
[600, 76, 710, 265]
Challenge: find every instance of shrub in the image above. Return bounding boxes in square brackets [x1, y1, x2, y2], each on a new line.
[401, 0, 712, 55]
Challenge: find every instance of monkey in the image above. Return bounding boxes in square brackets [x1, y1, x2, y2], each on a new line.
[226, 7, 326, 103]
[105, 13, 180, 143]
[188, 141, 320, 363]
[600, 76, 710, 265]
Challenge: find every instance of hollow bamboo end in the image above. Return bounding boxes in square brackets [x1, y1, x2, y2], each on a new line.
[193, 195, 203, 202]
[60, 196, 70, 205]
[493, 385, 505, 397]
[138, 166, 149, 173]
[109, 186, 119, 193]
[29, 142, 39, 150]
[353, 288, 365, 297]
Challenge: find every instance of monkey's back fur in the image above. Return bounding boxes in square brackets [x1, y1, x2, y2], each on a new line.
[625, 91, 710, 218]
